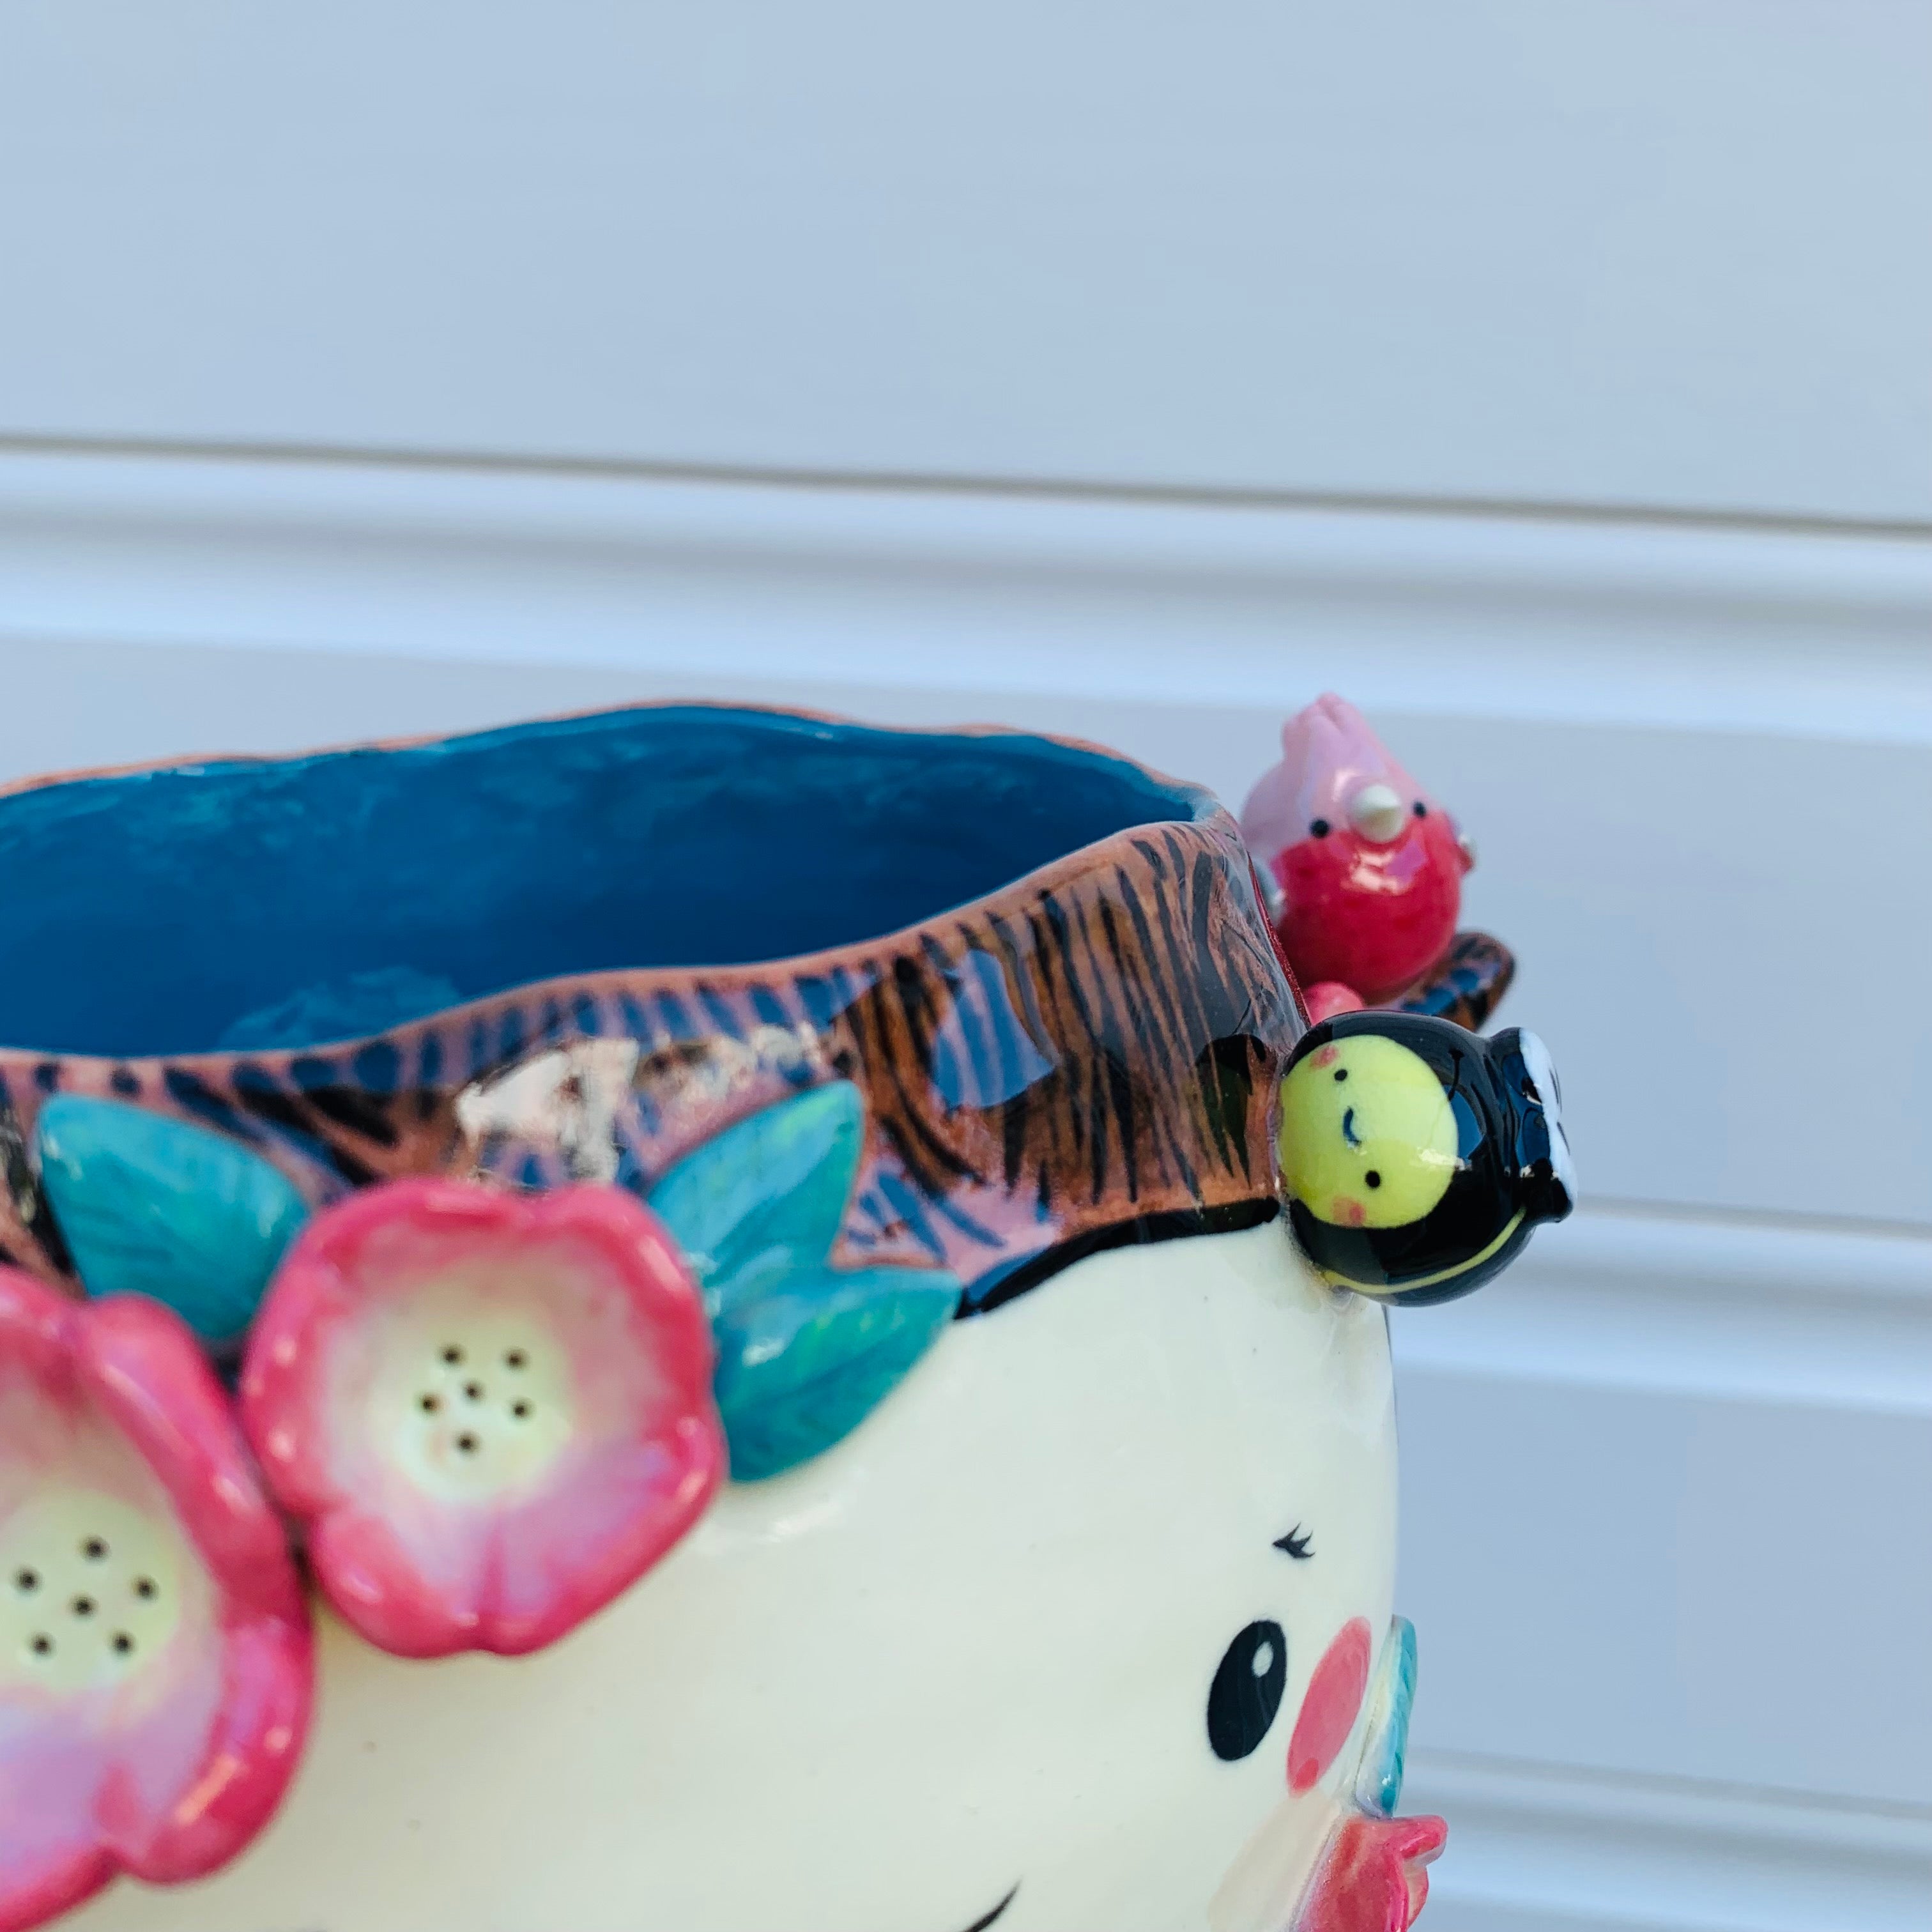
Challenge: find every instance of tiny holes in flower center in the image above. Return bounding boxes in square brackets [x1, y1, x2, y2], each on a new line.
[374, 1293, 578, 1501]
[1, 1491, 190, 1694]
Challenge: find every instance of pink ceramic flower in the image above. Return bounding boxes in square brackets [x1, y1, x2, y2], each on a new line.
[240, 1179, 724, 1659]
[0, 1274, 312, 1932]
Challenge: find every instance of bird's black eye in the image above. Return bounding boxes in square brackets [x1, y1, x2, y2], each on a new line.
[1413, 801, 1428, 817]
[1207, 1620, 1287, 1761]
[1309, 818, 1331, 838]
[1365, 1170, 1382, 1188]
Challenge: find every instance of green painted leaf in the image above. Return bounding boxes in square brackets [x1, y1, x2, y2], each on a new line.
[713, 1265, 960, 1481]
[645, 1081, 961, 1478]
[36, 1096, 310, 1351]
[647, 1083, 863, 1320]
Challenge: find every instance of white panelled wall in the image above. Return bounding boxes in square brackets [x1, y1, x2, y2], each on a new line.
[3, 3, 1930, 1928]
[3, 1, 1930, 522]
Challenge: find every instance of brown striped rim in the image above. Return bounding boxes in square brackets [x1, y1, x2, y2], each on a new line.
[0, 702, 1305, 1308]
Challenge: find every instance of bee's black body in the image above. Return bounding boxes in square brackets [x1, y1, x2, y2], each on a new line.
[1282, 1013, 1574, 1307]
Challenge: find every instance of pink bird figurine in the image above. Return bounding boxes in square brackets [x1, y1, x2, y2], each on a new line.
[1242, 696, 1510, 1027]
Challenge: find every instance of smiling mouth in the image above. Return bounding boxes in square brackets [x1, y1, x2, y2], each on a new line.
[1342, 1106, 1362, 1147]
[959, 1885, 1019, 1931]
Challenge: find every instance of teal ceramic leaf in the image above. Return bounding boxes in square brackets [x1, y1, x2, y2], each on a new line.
[36, 1096, 311, 1351]
[647, 1083, 863, 1321]
[1354, 1616, 1418, 1818]
[646, 1080, 962, 1477]
[713, 1266, 960, 1480]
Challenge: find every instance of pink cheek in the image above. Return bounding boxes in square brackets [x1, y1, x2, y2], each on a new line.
[1287, 1616, 1373, 1793]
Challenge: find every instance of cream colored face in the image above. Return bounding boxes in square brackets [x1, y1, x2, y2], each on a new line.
[71, 1222, 1399, 1932]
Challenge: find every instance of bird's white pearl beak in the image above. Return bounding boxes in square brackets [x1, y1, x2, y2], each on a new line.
[1346, 782, 1407, 844]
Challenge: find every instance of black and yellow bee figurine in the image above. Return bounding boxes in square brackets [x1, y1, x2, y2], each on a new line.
[1278, 1012, 1574, 1305]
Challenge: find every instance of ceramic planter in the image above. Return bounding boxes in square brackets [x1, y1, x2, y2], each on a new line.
[0, 703, 1570, 1932]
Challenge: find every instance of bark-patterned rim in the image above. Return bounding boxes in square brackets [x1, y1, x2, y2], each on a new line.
[0, 702, 1305, 1308]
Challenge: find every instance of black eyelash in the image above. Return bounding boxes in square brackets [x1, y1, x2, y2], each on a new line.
[1273, 1526, 1314, 1560]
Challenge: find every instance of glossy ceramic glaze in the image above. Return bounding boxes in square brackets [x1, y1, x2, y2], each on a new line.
[1277, 1017, 1573, 1307]
[0, 707, 1294, 1302]
[0, 703, 1568, 1931]
[1241, 696, 1513, 1031]
[62, 1222, 1399, 1932]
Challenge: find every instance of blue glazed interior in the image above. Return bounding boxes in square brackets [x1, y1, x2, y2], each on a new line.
[0, 707, 1202, 1057]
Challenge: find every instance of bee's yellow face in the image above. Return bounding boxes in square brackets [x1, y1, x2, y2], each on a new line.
[1278, 1037, 1459, 1230]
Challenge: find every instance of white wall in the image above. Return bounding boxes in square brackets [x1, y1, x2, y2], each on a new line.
[2, 1, 1929, 521]
[2, 5, 1929, 1928]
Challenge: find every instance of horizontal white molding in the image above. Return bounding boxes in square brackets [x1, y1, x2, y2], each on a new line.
[1391, 1206, 1932, 1820]
[1, 447, 1928, 746]
[1391, 1204, 1932, 1414]
[1406, 1750, 1932, 1932]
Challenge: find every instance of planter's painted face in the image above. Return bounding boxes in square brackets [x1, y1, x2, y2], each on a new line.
[65, 1221, 1398, 1932]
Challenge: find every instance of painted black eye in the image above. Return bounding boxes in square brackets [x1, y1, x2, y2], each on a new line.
[1309, 818, 1331, 838]
[1413, 801, 1428, 817]
[1206, 1619, 1287, 1761]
